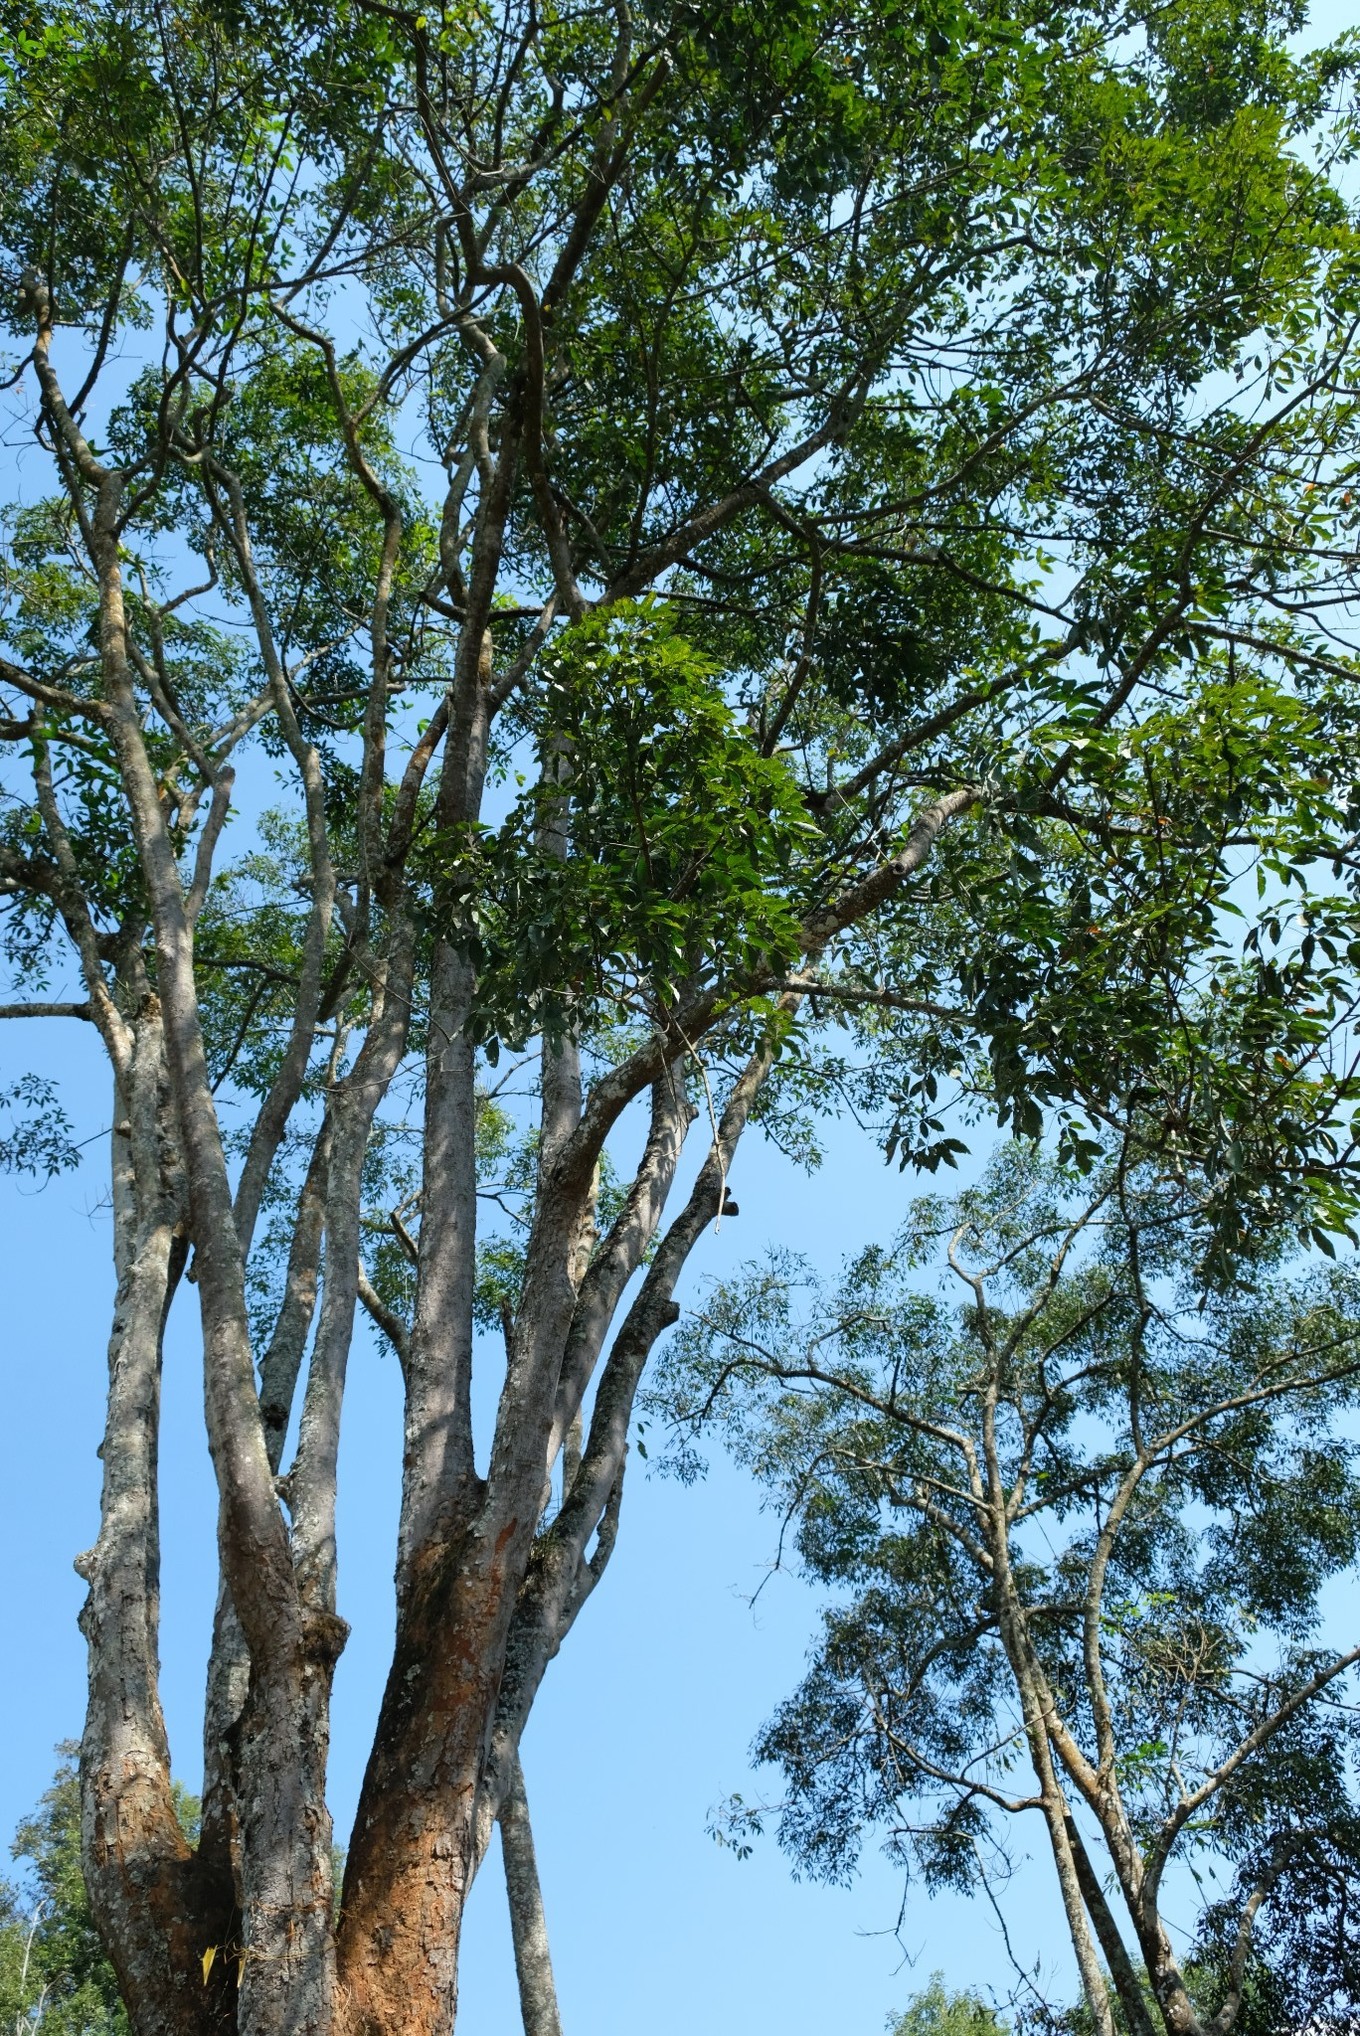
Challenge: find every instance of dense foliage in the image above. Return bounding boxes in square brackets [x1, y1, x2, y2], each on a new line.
[892, 1974, 1011, 2035]
[3, 0, 1360, 2027]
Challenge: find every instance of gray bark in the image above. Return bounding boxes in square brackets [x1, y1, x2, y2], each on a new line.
[77, 1014, 222, 2036]
[499, 1758, 564, 2036]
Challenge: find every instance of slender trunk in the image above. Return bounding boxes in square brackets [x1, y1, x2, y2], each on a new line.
[201, 1125, 332, 1912]
[981, 1426, 1116, 2036]
[198, 1586, 248, 1972]
[1026, 1731, 1118, 2036]
[500, 1756, 564, 2036]
[78, 1012, 231, 2035]
[1064, 1818, 1160, 2036]
[397, 623, 493, 1580]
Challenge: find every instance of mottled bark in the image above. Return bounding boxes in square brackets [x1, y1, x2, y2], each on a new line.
[39, 325, 339, 2026]
[1065, 1821, 1159, 2036]
[100, 562, 338, 2036]
[199, 1121, 333, 1956]
[988, 1533, 1117, 2036]
[335, 1551, 515, 2035]
[77, 1011, 232, 2036]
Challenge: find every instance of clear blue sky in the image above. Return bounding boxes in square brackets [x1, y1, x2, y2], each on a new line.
[4, 3, 1357, 2024]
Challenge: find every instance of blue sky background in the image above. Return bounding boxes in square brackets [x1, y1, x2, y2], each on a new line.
[4, 3, 1358, 2025]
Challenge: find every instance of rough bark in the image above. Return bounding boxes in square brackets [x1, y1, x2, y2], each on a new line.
[200, 1128, 331, 1938]
[77, 1010, 233, 2036]
[335, 1550, 516, 2034]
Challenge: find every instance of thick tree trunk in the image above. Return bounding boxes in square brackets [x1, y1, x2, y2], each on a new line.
[233, 1651, 341, 2035]
[335, 1552, 516, 2035]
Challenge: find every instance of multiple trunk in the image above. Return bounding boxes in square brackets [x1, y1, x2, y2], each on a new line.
[16, 280, 977, 2034]
[961, 1259, 1360, 2036]
[3, 1, 1353, 2028]
[78, 1007, 235, 2036]
[9, 35, 989, 2031]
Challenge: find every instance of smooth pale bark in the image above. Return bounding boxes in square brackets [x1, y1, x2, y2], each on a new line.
[983, 1379, 1117, 2036]
[499, 1758, 564, 2036]
[395, 626, 498, 1585]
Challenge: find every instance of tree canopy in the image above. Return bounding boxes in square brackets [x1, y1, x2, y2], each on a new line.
[3, 0, 1360, 2029]
[892, 1974, 1011, 2036]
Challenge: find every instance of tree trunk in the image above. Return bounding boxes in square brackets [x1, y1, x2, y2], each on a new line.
[335, 1549, 518, 2035]
[78, 1010, 235, 2035]
[500, 1756, 564, 2036]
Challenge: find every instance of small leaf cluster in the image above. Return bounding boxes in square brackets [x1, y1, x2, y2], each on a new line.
[429, 604, 817, 1053]
[0, 1751, 132, 2036]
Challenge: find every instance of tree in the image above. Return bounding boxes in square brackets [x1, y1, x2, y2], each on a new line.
[656, 1145, 1360, 2036]
[892, 1973, 1010, 2036]
[3, 0, 1360, 2031]
[0, 1750, 189, 2036]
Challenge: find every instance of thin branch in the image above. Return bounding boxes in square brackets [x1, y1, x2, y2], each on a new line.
[0, 1000, 93, 1020]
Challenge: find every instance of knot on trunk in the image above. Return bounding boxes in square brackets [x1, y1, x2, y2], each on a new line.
[18, 267, 50, 324]
[302, 1607, 351, 1668]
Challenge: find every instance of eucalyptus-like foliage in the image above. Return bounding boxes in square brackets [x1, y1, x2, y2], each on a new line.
[2, 0, 1360, 2030]
[892, 1973, 1011, 2035]
[655, 1146, 1360, 2036]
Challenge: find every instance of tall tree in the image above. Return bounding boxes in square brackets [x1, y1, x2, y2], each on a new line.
[657, 1146, 1360, 2036]
[2, 0, 1360, 2031]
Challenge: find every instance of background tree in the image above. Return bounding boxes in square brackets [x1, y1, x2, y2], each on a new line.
[892, 1974, 1011, 2036]
[2, 0, 1360, 2031]
[655, 1145, 1360, 2036]
[0, 1751, 195, 2036]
